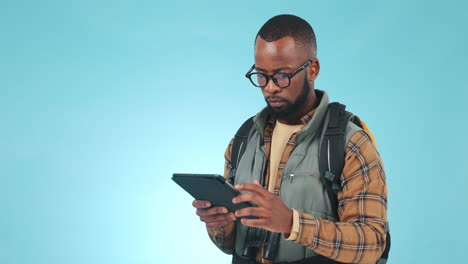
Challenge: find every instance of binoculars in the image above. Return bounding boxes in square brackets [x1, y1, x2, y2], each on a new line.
[242, 227, 281, 261]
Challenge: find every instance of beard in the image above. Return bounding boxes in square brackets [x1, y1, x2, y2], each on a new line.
[265, 76, 310, 120]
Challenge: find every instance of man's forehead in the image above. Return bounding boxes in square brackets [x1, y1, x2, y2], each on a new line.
[254, 36, 306, 65]
[255, 36, 297, 54]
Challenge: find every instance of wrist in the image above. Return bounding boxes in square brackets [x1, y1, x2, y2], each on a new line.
[283, 209, 293, 234]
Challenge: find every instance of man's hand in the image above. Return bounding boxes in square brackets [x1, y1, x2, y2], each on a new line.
[193, 200, 236, 228]
[233, 180, 293, 234]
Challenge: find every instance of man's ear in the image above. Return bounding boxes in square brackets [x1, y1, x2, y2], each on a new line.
[308, 58, 320, 81]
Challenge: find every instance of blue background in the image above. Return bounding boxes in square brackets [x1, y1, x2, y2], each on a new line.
[1, 0, 467, 263]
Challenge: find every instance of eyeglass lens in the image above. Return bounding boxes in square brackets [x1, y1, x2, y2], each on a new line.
[251, 73, 290, 88]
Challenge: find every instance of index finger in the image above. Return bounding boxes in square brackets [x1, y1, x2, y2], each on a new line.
[235, 183, 269, 197]
[192, 200, 211, 208]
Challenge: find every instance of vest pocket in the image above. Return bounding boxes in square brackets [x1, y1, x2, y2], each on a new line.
[281, 172, 337, 222]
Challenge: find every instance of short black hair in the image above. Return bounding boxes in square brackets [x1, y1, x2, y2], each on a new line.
[256, 14, 317, 53]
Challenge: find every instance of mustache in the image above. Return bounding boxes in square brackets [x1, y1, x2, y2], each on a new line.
[265, 95, 287, 101]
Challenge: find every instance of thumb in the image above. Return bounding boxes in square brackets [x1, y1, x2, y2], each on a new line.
[253, 180, 261, 186]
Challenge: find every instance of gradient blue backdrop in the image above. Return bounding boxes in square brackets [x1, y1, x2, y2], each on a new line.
[1, 0, 467, 263]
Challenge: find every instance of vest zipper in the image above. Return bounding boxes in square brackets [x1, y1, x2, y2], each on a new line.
[260, 151, 266, 187]
[287, 173, 321, 183]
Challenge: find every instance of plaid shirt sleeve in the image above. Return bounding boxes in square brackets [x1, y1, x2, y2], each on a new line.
[290, 130, 388, 264]
[206, 138, 236, 254]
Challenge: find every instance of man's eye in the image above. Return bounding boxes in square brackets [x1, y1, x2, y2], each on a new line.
[256, 74, 267, 81]
[274, 73, 290, 87]
[275, 73, 289, 80]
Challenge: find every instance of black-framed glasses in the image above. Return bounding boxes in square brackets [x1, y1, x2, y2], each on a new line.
[245, 58, 315, 88]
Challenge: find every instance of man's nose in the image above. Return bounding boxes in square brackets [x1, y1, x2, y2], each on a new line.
[263, 78, 281, 94]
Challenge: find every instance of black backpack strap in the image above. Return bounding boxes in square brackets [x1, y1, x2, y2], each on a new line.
[377, 231, 390, 264]
[319, 103, 391, 263]
[319, 102, 352, 216]
[228, 116, 255, 184]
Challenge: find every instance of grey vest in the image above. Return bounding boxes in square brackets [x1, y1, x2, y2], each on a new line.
[233, 91, 361, 263]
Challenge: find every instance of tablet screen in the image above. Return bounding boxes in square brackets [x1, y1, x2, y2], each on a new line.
[172, 173, 256, 218]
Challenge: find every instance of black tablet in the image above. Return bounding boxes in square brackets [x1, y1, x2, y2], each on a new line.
[172, 173, 256, 218]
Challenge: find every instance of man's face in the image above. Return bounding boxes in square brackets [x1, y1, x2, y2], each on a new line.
[254, 36, 316, 121]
